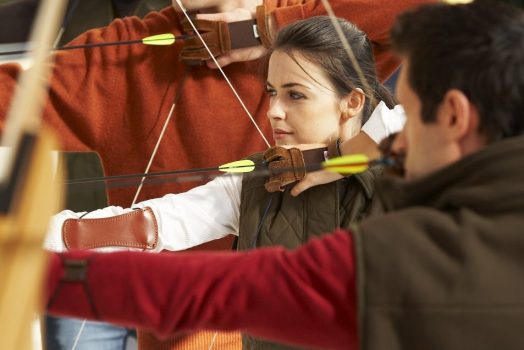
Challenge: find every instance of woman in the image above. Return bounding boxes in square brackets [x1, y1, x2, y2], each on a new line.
[46, 16, 400, 349]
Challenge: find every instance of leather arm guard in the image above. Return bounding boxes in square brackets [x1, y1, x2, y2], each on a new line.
[62, 207, 158, 250]
[180, 5, 272, 65]
[263, 146, 327, 193]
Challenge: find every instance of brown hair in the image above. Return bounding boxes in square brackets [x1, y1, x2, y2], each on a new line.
[270, 16, 396, 124]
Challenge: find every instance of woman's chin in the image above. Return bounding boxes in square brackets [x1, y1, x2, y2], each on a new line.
[274, 138, 294, 146]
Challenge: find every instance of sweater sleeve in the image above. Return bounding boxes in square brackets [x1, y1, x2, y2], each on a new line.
[0, 7, 183, 151]
[47, 228, 358, 349]
[266, 0, 436, 81]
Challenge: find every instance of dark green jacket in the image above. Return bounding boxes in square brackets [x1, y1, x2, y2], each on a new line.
[353, 135, 524, 350]
[238, 153, 381, 349]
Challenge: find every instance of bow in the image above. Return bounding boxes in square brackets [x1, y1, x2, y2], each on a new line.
[0, 0, 66, 348]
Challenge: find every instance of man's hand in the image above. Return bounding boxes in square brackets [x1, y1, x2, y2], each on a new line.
[174, 0, 261, 14]
[290, 171, 343, 197]
[174, 0, 270, 69]
[197, 9, 268, 68]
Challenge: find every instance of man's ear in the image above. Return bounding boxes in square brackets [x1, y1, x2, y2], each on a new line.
[339, 88, 366, 121]
[437, 89, 479, 142]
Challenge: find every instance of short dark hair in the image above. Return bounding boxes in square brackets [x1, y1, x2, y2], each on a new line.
[271, 16, 396, 124]
[391, 0, 524, 140]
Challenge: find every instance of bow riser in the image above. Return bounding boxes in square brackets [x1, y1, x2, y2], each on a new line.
[0, 0, 66, 347]
[0, 129, 64, 349]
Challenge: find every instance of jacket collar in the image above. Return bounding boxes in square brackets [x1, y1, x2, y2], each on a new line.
[376, 135, 524, 212]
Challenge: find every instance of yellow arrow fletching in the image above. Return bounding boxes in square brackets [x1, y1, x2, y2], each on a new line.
[322, 154, 370, 174]
[142, 33, 176, 46]
[218, 159, 255, 173]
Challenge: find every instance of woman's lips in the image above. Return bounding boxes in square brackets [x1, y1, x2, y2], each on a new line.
[273, 128, 293, 140]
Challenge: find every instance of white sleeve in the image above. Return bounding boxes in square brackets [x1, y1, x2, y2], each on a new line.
[44, 174, 243, 253]
[361, 101, 406, 144]
[135, 174, 242, 251]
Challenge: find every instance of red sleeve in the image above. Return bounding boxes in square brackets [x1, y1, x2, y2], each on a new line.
[266, 0, 437, 81]
[47, 229, 358, 349]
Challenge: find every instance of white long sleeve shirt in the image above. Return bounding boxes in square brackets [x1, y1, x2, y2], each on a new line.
[44, 102, 405, 252]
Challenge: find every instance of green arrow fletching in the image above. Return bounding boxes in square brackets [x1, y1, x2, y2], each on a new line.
[322, 154, 370, 174]
[142, 33, 176, 46]
[218, 159, 255, 173]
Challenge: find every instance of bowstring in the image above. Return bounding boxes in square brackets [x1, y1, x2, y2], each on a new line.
[174, 0, 271, 148]
[320, 0, 376, 108]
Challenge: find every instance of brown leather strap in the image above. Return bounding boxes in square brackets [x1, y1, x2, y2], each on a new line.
[255, 5, 272, 49]
[180, 18, 262, 64]
[62, 207, 158, 250]
[263, 146, 327, 192]
[303, 147, 328, 167]
[229, 19, 261, 49]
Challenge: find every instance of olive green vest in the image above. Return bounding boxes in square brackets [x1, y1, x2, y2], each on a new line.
[352, 136, 524, 350]
[238, 153, 380, 349]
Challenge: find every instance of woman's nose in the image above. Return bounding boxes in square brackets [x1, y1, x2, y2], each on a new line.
[267, 97, 285, 120]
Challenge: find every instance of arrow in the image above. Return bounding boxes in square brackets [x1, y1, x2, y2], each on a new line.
[66, 159, 257, 186]
[0, 33, 187, 56]
[65, 155, 396, 189]
[321, 154, 394, 173]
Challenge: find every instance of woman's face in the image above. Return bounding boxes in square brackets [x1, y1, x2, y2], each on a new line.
[266, 50, 344, 146]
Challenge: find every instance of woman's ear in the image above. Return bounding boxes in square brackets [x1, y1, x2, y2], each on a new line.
[339, 88, 366, 120]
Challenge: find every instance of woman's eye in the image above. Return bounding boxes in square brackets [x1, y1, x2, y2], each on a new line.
[265, 87, 277, 97]
[288, 91, 306, 100]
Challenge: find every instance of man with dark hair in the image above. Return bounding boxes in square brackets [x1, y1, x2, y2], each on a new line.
[46, 1, 524, 349]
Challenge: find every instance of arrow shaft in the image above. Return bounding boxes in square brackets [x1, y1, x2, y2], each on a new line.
[65, 159, 392, 187]
[0, 35, 187, 57]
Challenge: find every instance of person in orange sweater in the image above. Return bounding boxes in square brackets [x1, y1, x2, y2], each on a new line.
[0, 0, 431, 209]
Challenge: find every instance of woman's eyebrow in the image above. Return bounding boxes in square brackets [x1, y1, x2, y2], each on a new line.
[266, 81, 311, 90]
[281, 82, 311, 89]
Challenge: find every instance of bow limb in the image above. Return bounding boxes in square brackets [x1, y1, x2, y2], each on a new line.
[0, 0, 66, 349]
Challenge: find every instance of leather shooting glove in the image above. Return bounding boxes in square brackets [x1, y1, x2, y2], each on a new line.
[180, 17, 262, 64]
[263, 146, 327, 192]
